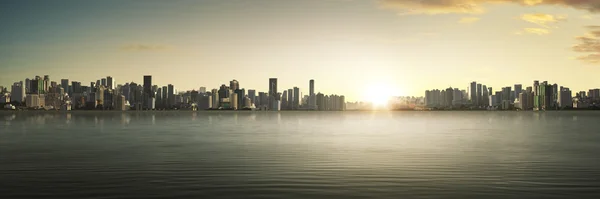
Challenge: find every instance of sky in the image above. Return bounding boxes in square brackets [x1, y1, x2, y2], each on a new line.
[1, 0, 599, 101]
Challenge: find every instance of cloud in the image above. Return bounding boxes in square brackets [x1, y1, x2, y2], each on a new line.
[379, 0, 600, 15]
[518, 28, 550, 35]
[581, 15, 594, 19]
[520, 13, 566, 27]
[572, 26, 600, 64]
[120, 44, 171, 51]
[458, 17, 480, 23]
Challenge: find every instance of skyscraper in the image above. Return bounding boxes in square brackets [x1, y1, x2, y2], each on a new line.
[248, 89, 256, 105]
[43, 75, 50, 93]
[168, 84, 174, 108]
[230, 80, 239, 91]
[162, 86, 168, 108]
[61, 79, 69, 95]
[269, 78, 277, 99]
[558, 86, 572, 109]
[309, 79, 316, 109]
[281, 90, 288, 110]
[287, 88, 293, 109]
[482, 85, 488, 106]
[211, 89, 219, 109]
[514, 84, 522, 101]
[107, 76, 114, 90]
[25, 78, 31, 93]
[476, 83, 482, 106]
[235, 89, 245, 109]
[101, 78, 107, 87]
[309, 79, 315, 96]
[143, 76, 152, 97]
[269, 78, 278, 110]
[470, 81, 477, 106]
[293, 87, 300, 109]
[11, 81, 26, 103]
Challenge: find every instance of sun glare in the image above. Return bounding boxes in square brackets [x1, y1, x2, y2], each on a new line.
[364, 83, 394, 107]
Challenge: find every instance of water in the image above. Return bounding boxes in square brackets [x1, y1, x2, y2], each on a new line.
[1, 111, 600, 199]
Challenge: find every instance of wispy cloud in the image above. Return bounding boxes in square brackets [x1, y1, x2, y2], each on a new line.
[573, 26, 600, 64]
[581, 15, 594, 20]
[120, 44, 171, 52]
[458, 17, 480, 24]
[520, 13, 566, 28]
[379, 0, 600, 15]
[515, 28, 551, 35]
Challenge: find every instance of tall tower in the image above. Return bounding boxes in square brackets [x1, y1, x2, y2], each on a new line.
[167, 84, 174, 108]
[309, 79, 315, 96]
[61, 79, 69, 95]
[43, 75, 50, 93]
[143, 76, 152, 97]
[230, 80, 239, 91]
[309, 79, 316, 109]
[293, 87, 300, 109]
[470, 81, 477, 106]
[476, 83, 482, 106]
[287, 88, 293, 109]
[107, 76, 114, 90]
[269, 78, 278, 100]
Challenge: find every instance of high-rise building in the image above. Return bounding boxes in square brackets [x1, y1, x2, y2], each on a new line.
[293, 87, 300, 109]
[143, 76, 152, 109]
[101, 78, 107, 87]
[162, 86, 168, 108]
[445, 88, 454, 107]
[309, 79, 316, 109]
[309, 79, 315, 97]
[470, 81, 477, 106]
[143, 76, 152, 97]
[269, 78, 277, 99]
[533, 80, 540, 96]
[43, 75, 50, 94]
[199, 87, 206, 93]
[482, 85, 488, 106]
[248, 89, 256, 105]
[235, 89, 245, 109]
[26, 94, 45, 108]
[71, 81, 82, 94]
[281, 90, 288, 110]
[115, 95, 128, 111]
[535, 82, 555, 110]
[231, 93, 239, 110]
[287, 89, 293, 109]
[218, 84, 229, 99]
[269, 78, 278, 110]
[258, 92, 268, 108]
[168, 84, 174, 108]
[514, 84, 522, 102]
[476, 83, 482, 106]
[502, 87, 512, 102]
[11, 81, 26, 103]
[25, 78, 31, 94]
[107, 76, 114, 90]
[211, 89, 219, 109]
[230, 80, 239, 91]
[558, 86, 572, 109]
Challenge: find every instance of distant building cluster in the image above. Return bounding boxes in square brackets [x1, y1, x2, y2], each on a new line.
[424, 80, 600, 110]
[0, 75, 346, 111]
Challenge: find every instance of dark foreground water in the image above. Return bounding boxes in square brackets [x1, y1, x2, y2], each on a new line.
[1, 111, 600, 199]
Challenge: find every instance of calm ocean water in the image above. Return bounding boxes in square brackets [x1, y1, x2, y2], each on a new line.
[1, 111, 600, 199]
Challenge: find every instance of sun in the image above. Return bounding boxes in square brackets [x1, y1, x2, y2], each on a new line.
[363, 83, 394, 107]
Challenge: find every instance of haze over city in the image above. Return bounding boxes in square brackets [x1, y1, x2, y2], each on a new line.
[1, 0, 600, 102]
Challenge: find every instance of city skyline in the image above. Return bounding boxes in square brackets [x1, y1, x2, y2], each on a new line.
[1, 0, 600, 101]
